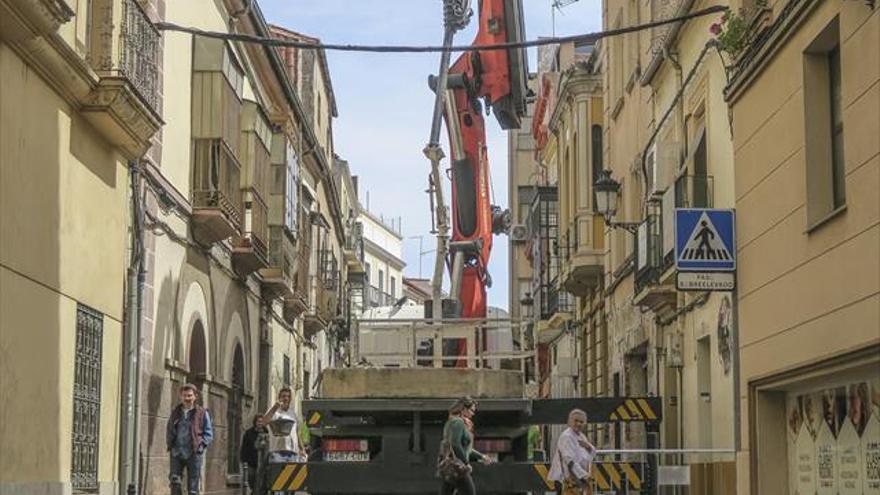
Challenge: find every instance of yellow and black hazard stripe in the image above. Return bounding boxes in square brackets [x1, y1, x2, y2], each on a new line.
[608, 398, 657, 421]
[532, 463, 555, 490]
[591, 462, 643, 491]
[307, 411, 322, 426]
[271, 463, 309, 492]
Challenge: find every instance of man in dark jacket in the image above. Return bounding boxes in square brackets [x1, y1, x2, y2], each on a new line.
[167, 383, 214, 495]
[240, 415, 266, 490]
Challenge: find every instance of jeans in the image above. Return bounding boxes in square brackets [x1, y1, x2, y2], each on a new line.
[170, 453, 203, 495]
[439, 472, 476, 495]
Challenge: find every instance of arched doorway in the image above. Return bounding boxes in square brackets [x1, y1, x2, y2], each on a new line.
[188, 321, 207, 399]
[227, 345, 245, 474]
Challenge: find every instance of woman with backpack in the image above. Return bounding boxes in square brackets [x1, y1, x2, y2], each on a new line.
[437, 397, 493, 495]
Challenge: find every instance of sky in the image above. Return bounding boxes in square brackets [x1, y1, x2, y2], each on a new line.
[261, 0, 603, 309]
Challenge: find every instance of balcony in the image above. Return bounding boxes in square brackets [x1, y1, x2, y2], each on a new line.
[366, 285, 395, 308]
[82, 0, 162, 158]
[559, 214, 605, 296]
[303, 273, 338, 339]
[675, 174, 714, 209]
[232, 192, 269, 276]
[633, 208, 676, 316]
[344, 222, 366, 274]
[546, 277, 574, 331]
[191, 138, 243, 244]
[259, 226, 295, 298]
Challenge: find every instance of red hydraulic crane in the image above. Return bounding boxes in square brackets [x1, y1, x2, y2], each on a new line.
[434, 0, 528, 319]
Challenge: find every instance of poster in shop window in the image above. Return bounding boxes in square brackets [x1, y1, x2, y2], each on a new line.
[786, 378, 880, 495]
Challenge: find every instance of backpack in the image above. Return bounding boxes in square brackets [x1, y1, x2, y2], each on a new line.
[436, 421, 470, 482]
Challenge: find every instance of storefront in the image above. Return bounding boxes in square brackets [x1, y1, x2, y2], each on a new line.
[750, 347, 880, 495]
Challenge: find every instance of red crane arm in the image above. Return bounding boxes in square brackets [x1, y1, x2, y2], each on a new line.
[442, 0, 527, 318]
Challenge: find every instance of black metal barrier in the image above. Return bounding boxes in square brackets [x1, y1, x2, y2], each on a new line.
[265, 460, 650, 494]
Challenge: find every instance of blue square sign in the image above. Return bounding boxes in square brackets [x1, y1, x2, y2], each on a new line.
[675, 209, 736, 271]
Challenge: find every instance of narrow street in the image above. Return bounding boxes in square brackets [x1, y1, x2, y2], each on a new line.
[1, 1, 878, 495]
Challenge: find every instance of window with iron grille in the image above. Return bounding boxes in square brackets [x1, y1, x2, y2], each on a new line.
[71, 304, 103, 493]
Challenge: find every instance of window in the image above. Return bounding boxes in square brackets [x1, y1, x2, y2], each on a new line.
[365, 262, 371, 283]
[804, 18, 845, 229]
[390, 277, 396, 298]
[378, 269, 385, 294]
[71, 304, 103, 493]
[829, 46, 845, 209]
[693, 129, 709, 208]
[303, 370, 310, 400]
[285, 143, 299, 233]
[610, 12, 625, 108]
[591, 125, 603, 210]
[626, 0, 640, 80]
[283, 354, 291, 386]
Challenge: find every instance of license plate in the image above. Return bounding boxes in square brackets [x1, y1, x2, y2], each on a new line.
[324, 451, 369, 462]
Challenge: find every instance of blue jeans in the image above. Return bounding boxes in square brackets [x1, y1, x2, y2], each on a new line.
[170, 453, 203, 495]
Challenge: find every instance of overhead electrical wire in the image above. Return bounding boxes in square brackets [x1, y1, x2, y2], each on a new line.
[155, 5, 727, 53]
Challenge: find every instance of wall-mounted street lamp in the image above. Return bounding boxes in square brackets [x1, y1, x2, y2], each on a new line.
[594, 169, 641, 234]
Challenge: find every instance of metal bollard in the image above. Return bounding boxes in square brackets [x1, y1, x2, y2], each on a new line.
[241, 463, 249, 495]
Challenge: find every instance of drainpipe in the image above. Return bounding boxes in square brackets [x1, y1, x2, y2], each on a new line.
[120, 160, 146, 495]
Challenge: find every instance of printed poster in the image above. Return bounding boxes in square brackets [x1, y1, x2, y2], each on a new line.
[786, 378, 880, 495]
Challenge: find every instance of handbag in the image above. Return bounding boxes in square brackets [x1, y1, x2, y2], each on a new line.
[558, 443, 592, 495]
[436, 423, 469, 482]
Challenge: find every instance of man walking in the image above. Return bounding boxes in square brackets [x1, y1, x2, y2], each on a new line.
[167, 383, 214, 495]
[548, 409, 597, 495]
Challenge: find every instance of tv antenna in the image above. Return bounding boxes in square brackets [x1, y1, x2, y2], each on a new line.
[551, 0, 581, 36]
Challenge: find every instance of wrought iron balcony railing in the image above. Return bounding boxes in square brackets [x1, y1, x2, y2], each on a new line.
[266, 225, 295, 285]
[367, 285, 395, 308]
[345, 222, 365, 263]
[675, 175, 714, 209]
[89, 0, 160, 110]
[634, 210, 669, 294]
[547, 276, 574, 317]
[192, 138, 243, 227]
[242, 193, 269, 260]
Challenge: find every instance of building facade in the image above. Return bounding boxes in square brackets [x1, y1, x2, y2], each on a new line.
[1, 0, 161, 493]
[724, 1, 879, 493]
[137, 2, 353, 494]
[599, 0, 738, 487]
[1, 1, 355, 493]
[360, 207, 405, 309]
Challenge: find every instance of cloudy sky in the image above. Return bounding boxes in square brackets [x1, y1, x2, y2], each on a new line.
[260, 0, 603, 309]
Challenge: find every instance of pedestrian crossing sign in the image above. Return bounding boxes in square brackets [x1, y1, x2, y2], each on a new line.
[675, 209, 736, 271]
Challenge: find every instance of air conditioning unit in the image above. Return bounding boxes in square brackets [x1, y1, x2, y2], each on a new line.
[509, 223, 529, 242]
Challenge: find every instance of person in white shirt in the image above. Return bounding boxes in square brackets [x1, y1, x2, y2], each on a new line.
[263, 387, 305, 463]
[548, 409, 597, 495]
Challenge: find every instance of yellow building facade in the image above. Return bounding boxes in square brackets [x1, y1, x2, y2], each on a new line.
[600, 0, 737, 489]
[724, 0, 879, 493]
[1, 0, 161, 493]
[2, 0, 356, 494]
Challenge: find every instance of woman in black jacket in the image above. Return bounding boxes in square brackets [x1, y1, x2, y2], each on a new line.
[440, 397, 493, 495]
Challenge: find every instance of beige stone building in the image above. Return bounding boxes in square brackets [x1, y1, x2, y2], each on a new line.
[599, 0, 739, 488]
[723, 1, 879, 493]
[1, 0, 357, 493]
[1, 0, 161, 493]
